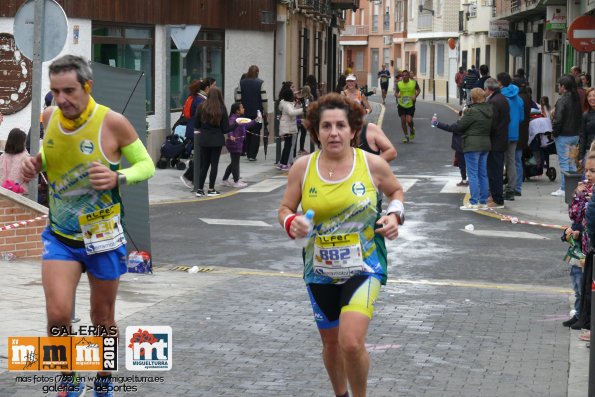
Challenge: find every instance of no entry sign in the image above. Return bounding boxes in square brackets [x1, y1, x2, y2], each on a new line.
[567, 15, 595, 53]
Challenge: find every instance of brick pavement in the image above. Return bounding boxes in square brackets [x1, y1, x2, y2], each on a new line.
[0, 261, 573, 397]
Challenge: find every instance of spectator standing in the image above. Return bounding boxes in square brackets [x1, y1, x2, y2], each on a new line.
[497, 72, 524, 201]
[579, 88, 595, 160]
[515, 68, 528, 86]
[463, 70, 478, 105]
[455, 67, 466, 105]
[484, 78, 510, 208]
[0, 128, 29, 194]
[540, 96, 553, 119]
[551, 75, 583, 196]
[240, 65, 268, 161]
[296, 85, 313, 156]
[514, 79, 532, 196]
[474, 65, 491, 89]
[277, 82, 304, 171]
[377, 64, 391, 105]
[222, 103, 256, 188]
[194, 87, 230, 197]
[433, 112, 468, 187]
[581, 73, 591, 89]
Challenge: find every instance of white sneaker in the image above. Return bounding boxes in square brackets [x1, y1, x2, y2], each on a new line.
[551, 189, 564, 197]
[477, 203, 488, 210]
[221, 180, 232, 187]
[231, 181, 248, 188]
[180, 175, 193, 189]
[460, 203, 479, 211]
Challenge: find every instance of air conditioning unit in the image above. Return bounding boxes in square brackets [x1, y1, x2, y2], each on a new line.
[384, 35, 392, 45]
[545, 39, 559, 53]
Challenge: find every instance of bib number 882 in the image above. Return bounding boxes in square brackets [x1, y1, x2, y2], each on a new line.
[319, 248, 350, 261]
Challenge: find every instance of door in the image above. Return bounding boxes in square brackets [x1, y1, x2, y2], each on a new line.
[371, 48, 379, 88]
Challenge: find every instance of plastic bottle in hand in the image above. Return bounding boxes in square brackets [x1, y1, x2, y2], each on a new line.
[294, 209, 315, 247]
[431, 113, 438, 127]
[256, 110, 263, 123]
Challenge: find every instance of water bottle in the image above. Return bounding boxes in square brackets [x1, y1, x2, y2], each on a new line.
[431, 113, 437, 127]
[294, 209, 315, 247]
[256, 110, 263, 123]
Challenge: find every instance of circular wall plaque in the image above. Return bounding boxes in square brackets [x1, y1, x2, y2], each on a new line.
[0, 33, 33, 115]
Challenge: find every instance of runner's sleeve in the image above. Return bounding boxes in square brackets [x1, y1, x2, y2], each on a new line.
[118, 138, 155, 184]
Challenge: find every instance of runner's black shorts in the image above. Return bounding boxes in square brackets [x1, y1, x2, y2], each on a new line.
[397, 104, 415, 117]
[380, 82, 389, 91]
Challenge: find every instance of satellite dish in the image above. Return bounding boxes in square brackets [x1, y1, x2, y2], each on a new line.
[13, 0, 68, 62]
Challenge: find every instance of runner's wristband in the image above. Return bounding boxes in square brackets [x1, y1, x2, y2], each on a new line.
[284, 213, 297, 239]
[386, 199, 404, 215]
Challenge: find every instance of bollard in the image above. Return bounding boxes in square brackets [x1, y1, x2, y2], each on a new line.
[193, 130, 200, 191]
[274, 100, 281, 163]
[446, 81, 449, 103]
[422, 80, 425, 100]
[432, 79, 436, 102]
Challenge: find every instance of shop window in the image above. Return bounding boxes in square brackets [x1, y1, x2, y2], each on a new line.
[170, 30, 224, 110]
[92, 25, 154, 113]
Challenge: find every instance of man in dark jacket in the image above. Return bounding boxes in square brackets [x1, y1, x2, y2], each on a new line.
[463, 70, 478, 106]
[239, 65, 268, 161]
[484, 78, 509, 208]
[474, 65, 491, 89]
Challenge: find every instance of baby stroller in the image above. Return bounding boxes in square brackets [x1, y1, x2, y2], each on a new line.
[523, 116, 556, 181]
[156, 125, 187, 170]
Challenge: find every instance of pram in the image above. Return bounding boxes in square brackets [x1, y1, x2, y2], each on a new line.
[156, 125, 188, 170]
[523, 115, 557, 181]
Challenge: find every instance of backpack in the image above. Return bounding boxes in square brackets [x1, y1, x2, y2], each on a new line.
[183, 95, 194, 119]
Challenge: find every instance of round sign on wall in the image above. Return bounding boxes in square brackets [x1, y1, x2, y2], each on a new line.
[0, 33, 33, 115]
[567, 15, 595, 53]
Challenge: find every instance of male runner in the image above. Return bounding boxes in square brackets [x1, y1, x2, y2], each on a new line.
[394, 70, 420, 143]
[377, 64, 391, 105]
[22, 55, 155, 397]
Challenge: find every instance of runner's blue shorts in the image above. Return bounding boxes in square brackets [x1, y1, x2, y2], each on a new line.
[41, 227, 127, 280]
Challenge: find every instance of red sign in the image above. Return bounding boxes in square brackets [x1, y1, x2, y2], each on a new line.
[567, 15, 595, 53]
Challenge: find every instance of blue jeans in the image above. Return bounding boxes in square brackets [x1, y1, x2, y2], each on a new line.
[464, 151, 489, 205]
[554, 135, 579, 190]
[570, 265, 583, 316]
[515, 149, 523, 193]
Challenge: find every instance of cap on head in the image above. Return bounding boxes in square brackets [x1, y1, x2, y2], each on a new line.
[346, 74, 357, 81]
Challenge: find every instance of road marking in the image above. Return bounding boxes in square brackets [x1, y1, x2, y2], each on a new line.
[440, 178, 469, 193]
[398, 178, 418, 192]
[200, 219, 272, 227]
[462, 229, 549, 240]
[239, 178, 287, 193]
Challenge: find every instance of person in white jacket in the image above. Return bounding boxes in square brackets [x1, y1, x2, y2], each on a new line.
[278, 82, 304, 170]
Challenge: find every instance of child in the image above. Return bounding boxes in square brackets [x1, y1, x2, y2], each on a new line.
[222, 103, 256, 188]
[540, 96, 552, 119]
[0, 128, 29, 194]
[566, 151, 595, 336]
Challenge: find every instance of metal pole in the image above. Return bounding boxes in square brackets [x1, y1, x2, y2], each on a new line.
[164, 26, 171, 136]
[422, 79, 425, 100]
[432, 79, 436, 102]
[28, 0, 45, 203]
[275, 99, 281, 163]
[446, 80, 449, 103]
[193, 130, 200, 191]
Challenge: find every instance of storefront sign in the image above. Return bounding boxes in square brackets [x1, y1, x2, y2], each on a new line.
[546, 6, 567, 31]
[488, 20, 509, 38]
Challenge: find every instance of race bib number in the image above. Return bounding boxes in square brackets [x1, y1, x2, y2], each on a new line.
[380, 76, 389, 83]
[401, 96, 411, 105]
[79, 204, 126, 255]
[313, 233, 364, 279]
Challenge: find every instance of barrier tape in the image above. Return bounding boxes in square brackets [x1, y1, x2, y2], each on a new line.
[484, 208, 567, 230]
[0, 215, 48, 232]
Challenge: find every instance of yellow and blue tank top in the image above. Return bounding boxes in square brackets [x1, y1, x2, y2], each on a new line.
[301, 148, 387, 285]
[44, 105, 121, 241]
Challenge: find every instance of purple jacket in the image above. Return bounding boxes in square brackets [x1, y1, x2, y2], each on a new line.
[226, 113, 255, 154]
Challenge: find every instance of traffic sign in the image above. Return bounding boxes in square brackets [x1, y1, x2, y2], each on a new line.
[567, 15, 595, 53]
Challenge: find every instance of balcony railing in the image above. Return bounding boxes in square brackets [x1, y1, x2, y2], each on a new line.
[525, 0, 538, 6]
[511, 0, 520, 13]
[341, 25, 369, 36]
[418, 13, 433, 30]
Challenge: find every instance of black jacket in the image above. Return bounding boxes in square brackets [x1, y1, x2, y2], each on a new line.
[487, 90, 510, 152]
[194, 105, 230, 147]
[580, 110, 595, 158]
[552, 92, 582, 137]
[435, 121, 463, 153]
[240, 78, 265, 119]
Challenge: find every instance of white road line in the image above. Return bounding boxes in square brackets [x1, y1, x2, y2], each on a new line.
[200, 219, 272, 227]
[440, 179, 469, 193]
[462, 229, 549, 240]
[239, 179, 287, 193]
[398, 178, 418, 192]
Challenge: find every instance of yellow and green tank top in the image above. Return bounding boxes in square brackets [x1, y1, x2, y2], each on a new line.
[44, 104, 121, 241]
[301, 148, 387, 285]
[397, 79, 417, 108]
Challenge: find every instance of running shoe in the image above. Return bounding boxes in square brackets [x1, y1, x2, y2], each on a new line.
[402, 136, 410, 144]
[220, 180, 232, 187]
[195, 189, 205, 197]
[207, 189, 221, 196]
[410, 127, 415, 141]
[231, 181, 248, 188]
[93, 376, 114, 397]
[179, 175, 193, 189]
[56, 373, 85, 397]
